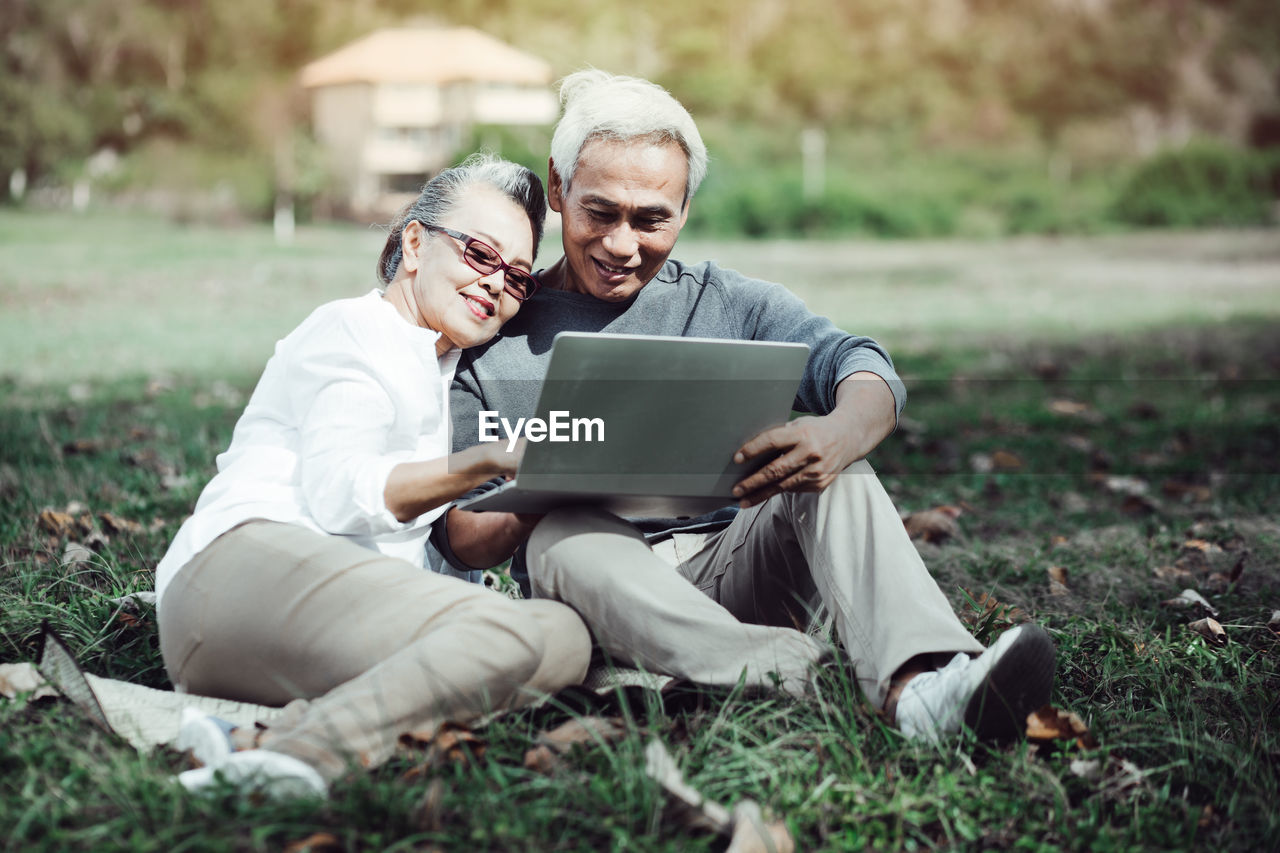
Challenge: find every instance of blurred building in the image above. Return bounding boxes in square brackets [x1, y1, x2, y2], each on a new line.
[300, 27, 556, 217]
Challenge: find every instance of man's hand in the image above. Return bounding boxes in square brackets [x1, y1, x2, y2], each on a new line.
[731, 371, 896, 508]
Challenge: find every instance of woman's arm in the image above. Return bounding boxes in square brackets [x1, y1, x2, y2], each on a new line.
[285, 301, 498, 536]
[383, 443, 520, 523]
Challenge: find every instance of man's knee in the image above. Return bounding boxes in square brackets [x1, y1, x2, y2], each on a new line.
[527, 507, 639, 556]
[525, 507, 645, 597]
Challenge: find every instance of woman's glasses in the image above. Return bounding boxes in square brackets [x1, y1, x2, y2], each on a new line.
[420, 223, 539, 302]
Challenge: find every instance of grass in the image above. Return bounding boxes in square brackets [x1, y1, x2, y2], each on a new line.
[1, 211, 1279, 850]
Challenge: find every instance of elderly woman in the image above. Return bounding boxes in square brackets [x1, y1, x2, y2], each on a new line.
[154, 154, 590, 797]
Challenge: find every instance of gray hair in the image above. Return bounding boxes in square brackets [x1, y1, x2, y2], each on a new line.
[377, 152, 547, 284]
[549, 69, 708, 208]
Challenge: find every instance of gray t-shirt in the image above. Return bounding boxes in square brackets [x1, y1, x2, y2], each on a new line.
[430, 258, 906, 589]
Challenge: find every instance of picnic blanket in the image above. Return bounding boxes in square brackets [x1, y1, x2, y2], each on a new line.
[0, 621, 670, 753]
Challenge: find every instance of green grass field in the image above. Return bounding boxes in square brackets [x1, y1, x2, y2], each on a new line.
[2, 210, 1279, 850]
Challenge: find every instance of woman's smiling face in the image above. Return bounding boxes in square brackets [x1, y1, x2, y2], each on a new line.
[400, 184, 535, 353]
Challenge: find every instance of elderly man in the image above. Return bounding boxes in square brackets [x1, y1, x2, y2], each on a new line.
[429, 70, 1054, 742]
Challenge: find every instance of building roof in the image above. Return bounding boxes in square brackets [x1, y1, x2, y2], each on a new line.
[300, 27, 553, 89]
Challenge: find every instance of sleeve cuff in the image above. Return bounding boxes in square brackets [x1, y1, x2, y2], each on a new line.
[837, 361, 907, 422]
[427, 508, 485, 573]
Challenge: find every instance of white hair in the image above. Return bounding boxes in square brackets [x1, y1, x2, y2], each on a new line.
[378, 152, 546, 284]
[549, 69, 708, 208]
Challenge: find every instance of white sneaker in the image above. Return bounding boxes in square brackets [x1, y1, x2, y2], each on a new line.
[177, 749, 328, 800]
[896, 624, 1055, 743]
[174, 707, 235, 768]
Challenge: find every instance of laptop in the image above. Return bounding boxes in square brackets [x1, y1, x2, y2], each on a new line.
[455, 332, 809, 517]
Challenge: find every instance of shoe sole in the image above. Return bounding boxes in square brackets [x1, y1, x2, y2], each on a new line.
[963, 624, 1056, 742]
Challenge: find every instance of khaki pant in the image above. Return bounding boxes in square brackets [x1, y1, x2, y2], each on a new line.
[159, 521, 591, 779]
[526, 460, 982, 708]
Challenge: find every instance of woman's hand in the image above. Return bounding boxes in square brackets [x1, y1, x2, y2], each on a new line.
[382, 439, 526, 523]
[454, 438, 525, 481]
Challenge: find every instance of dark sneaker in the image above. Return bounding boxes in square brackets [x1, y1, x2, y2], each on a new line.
[896, 624, 1056, 743]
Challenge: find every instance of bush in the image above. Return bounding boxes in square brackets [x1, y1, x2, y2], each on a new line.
[688, 173, 959, 238]
[1111, 141, 1278, 227]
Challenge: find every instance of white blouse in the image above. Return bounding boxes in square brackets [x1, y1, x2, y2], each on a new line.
[154, 290, 460, 606]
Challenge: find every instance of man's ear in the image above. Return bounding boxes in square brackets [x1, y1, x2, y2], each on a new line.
[401, 220, 425, 272]
[547, 157, 564, 213]
[677, 198, 691, 231]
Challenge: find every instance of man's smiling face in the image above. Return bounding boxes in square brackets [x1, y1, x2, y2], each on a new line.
[548, 137, 690, 303]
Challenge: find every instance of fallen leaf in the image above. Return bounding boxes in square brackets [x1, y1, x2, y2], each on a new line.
[969, 452, 993, 474]
[1047, 399, 1092, 417]
[1104, 758, 1148, 794]
[990, 450, 1023, 471]
[398, 722, 484, 770]
[523, 716, 629, 773]
[1152, 565, 1195, 584]
[282, 832, 343, 853]
[1182, 539, 1222, 555]
[1047, 566, 1069, 596]
[644, 740, 795, 852]
[1062, 435, 1095, 454]
[6, 546, 51, 567]
[98, 512, 143, 536]
[61, 542, 96, 567]
[1069, 758, 1103, 781]
[1120, 494, 1158, 516]
[62, 438, 106, 455]
[1186, 617, 1227, 646]
[38, 509, 75, 537]
[1161, 480, 1213, 502]
[1198, 804, 1217, 829]
[122, 448, 176, 477]
[725, 800, 795, 853]
[1160, 589, 1218, 617]
[540, 715, 628, 750]
[902, 506, 962, 543]
[645, 739, 731, 834]
[0, 663, 59, 701]
[108, 591, 157, 611]
[1025, 704, 1096, 748]
[1103, 476, 1149, 496]
[522, 744, 559, 774]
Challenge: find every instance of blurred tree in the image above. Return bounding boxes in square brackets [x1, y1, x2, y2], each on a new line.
[3, 0, 1276, 216]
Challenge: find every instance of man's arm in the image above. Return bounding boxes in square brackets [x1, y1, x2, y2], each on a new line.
[731, 371, 896, 507]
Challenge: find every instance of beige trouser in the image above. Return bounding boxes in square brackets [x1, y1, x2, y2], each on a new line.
[159, 520, 591, 780]
[526, 460, 983, 708]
